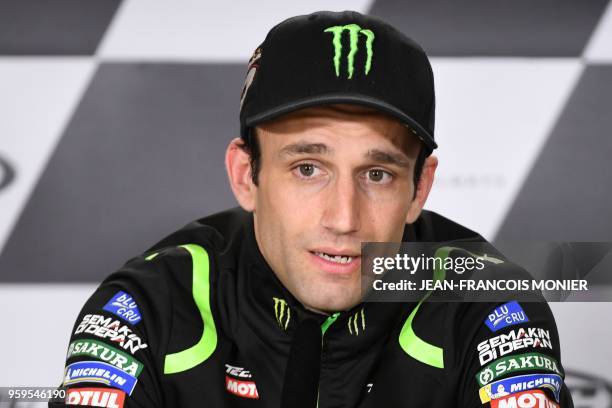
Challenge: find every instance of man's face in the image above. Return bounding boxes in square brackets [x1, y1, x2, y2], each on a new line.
[235, 105, 429, 313]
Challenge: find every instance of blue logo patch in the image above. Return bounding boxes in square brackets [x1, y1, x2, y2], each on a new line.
[478, 373, 562, 403]
[485, 301, 528, 332]
[63, 360, 138, 395]
[103, 291, 142, 324]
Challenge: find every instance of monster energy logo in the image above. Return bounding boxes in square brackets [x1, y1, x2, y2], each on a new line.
[324, 24, 375, 79]
[348, 308, 366, 335]
[273, 297, 291, 330]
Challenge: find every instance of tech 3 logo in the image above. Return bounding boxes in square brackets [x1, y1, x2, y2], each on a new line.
[225, 364, 259, 400]
[324, 24, 375, 79]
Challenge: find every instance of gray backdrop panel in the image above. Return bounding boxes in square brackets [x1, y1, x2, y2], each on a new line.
[497, 65, 612, 241]
[0, 63, 244, 282]
[369, 0, 608, 56]
[0, 0, 121, 55]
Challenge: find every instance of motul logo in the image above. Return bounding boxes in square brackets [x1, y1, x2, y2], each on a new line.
[491, 390, 559, 408]
[66, 387, 125, 408]
[225, 376, 259, 399]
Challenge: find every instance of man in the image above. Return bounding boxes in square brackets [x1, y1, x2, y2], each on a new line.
[51, 10, 573, 408]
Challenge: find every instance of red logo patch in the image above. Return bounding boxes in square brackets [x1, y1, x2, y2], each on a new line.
[225, 375, 259, 399]
[491, 390, 559, 408]
[66, 387, 125, 408]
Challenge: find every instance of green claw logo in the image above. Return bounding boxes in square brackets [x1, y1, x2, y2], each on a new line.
[324, 24, 375, 79]
[273, 297, 291, 330]
[348, 308, 366, 336]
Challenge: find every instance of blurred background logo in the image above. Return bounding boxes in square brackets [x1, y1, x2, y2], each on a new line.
[566, 370, 612, 408]
[0, 155, 15, 192]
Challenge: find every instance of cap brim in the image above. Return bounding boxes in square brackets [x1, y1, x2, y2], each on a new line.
[243, 93, 438, 153]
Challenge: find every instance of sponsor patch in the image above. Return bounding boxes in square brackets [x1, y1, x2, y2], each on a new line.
[273, 297, 291, 330]
[103, 291, 142, 324]
[486, 301, 529, 332]
[74, 314, 148, 354]
[477, 327, 553, 366]
[476, 352, 562, 387]
[67, 339, 144, 377]
[225, 376, 259, 399]
[479, 373, 563, 403]
[225, 364, 253, 379]
[491, 390, 559, 408]
[66, 387, 125, 408]
[64, 361, 138, 395]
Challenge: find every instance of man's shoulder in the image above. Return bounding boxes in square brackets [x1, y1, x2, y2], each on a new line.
[405, 209, 485, 243]
[81, 210, 251, 357]
[95, 207, 249, 314]
[147, 206, 250, 254]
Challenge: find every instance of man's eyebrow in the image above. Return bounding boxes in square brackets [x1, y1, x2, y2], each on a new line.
[278, 142, 331, 158]
[365, 149, 412, 168]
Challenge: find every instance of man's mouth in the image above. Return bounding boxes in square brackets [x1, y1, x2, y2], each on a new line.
[313, 251, 355, 264]
[308, 248, 362, 276]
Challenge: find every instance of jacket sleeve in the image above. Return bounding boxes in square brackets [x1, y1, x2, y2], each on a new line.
[454, 300, 574, 408]
[48, 252, 172, 408]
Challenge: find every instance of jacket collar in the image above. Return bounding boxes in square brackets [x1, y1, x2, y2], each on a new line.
[239, 212, 411, 359]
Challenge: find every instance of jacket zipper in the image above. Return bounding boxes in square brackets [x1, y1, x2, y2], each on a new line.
[316, 313, 340, 408]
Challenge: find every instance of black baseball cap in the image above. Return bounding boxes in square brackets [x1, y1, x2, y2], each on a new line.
[239, 10, 437, 154]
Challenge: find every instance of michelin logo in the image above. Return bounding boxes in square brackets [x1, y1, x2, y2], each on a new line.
[64, 360, 138, 395]
[103, 291, 142, 324]
[485, 301, 528, 332]
[479, 373, 563, 403]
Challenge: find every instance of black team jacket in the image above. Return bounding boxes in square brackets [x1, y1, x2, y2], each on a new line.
[50, 208, 573, 408]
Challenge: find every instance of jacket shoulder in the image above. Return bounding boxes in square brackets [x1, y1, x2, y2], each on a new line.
[147, 207, 249, 254]
[81, 210, 248, 382]
[405, 210, 484, 242]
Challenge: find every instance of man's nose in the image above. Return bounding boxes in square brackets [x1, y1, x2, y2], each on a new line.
[321, 175, 361, 235]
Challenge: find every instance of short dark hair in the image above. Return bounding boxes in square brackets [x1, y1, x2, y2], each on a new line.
[239, 127, 428, 200]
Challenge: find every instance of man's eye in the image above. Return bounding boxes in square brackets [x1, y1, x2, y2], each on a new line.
[293, 163, 322, 179]
[366, 169, 392, 184]
[299, 164, 315, 177]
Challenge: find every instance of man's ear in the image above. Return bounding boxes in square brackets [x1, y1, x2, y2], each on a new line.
[405, 154, 438, 224]
[225, 138, 256, 212]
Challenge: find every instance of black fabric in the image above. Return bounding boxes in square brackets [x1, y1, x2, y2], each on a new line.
[239, 10, 437, 154]
[280, 319, 322, 408]
[49, 207, 573, 407]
